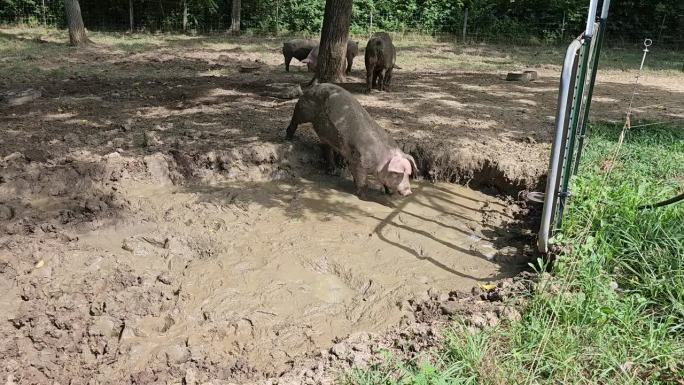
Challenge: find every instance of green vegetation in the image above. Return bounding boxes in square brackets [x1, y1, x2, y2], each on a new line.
[346, 122, 684, 384]
[1, 0, 681, 46]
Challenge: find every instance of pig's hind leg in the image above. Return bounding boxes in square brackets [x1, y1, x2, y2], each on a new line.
[375, 68, 385, 91]
[383, 67, 393, 92]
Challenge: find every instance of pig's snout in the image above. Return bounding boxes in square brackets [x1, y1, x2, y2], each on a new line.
[398, 187, 412, 196]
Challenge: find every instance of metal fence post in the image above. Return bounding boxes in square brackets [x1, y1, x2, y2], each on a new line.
[573, 0, 611, 176]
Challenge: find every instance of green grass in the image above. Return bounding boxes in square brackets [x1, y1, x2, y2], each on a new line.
[345, 122, 684, 385]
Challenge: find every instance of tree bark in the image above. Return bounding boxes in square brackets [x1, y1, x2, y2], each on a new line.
[129, 0, 134, 32]
[317, 0, 353, 83]
[64, 0, 89, 46]
[182, 0, 188, 31]
[230, 0, 241, 34]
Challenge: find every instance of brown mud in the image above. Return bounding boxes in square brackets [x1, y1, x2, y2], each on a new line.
[0, 149, 532, 384]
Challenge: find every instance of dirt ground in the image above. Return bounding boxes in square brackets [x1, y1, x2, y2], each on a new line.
[1, 28, 682, 384]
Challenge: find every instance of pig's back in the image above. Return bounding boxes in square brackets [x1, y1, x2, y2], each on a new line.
[284, 39, 316, 60]
[307, 84, 395, 157]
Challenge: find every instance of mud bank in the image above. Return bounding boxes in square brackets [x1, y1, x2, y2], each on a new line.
[0, 146, 534, 384]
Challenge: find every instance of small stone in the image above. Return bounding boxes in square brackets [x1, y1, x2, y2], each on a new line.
[440, 300, 460, 316]
[499, 307, 522, 322]
[398, 300, 412, 312]
[63, 133, 80, 145]
[157, 273, 173, 285]
[119, 325, 136, 341]
[165, 344, 190, 364]
[467, 313, 487, 328]
[471, 286, 483, 296]
[330, 342, 348, 359]
[24, 149, 47, 163]
[122, 239, 134, 252]
[2, 89, 41, 106]
[0, 205, 14, 220]
[184, 367, 198, 385]
[264, 83, 303, 99]
[238, 64, 261, 73]
[89, 316, 121, 337]
[484, 311, 499, 326]
[3, 152, 24, 162]
[427, 287, 441, 300]
[144, 153, 173, 186]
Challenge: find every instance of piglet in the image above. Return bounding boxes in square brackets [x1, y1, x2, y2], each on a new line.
[286, 83, 417, 197]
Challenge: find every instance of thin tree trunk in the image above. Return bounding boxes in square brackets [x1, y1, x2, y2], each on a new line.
[182, 0, 188, 31]
[129, 0, 134, 32]
[64, 0, 89, 46]
[230, 0, 241, 34]
[317, 0, 353, 83]
[41, 0, 47, 26]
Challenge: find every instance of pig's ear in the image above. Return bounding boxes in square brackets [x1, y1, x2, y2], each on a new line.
[388, 155, 411, 174]
[302, 58, 311, 63]
[405, 154, 418, 176]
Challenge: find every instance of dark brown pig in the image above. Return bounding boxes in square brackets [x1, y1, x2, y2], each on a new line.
[282, 39, 317, 72]
[364, 32, 398, 92]
[285, 83, 417, 198]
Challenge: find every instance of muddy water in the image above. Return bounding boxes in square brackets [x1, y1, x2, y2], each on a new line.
[68, 177, 517, 376]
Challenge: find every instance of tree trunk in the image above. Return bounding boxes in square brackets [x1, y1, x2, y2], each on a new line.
[41, 0, 47, 26]
[182, 0, 188, 31]
[129, 0, 134, 32]
[317, 0, 353, 83]
[230, 0, 241, 34]
[64, 0, 89, 46]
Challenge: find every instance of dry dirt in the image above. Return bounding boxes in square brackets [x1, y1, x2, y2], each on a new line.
[1, 29, 682, 384]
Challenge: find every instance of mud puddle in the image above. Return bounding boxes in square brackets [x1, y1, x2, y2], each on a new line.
[1, 166, 528, 383]
[83, 178, 519, 371]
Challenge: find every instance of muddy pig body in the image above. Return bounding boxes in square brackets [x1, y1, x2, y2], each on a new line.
[282, 39, 317, 72]
[301, 40, 359, 74]
[286, 83, 417, 197]
[364, 32, 397, 92]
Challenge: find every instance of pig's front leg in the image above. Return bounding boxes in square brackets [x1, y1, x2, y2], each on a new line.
[350, 157, 368, 199]
[321, 144, 337, 175]
[286, 101, 308, 140]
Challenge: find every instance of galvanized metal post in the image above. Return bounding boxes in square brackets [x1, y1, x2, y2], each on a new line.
[537, 0, 601, 253]
[573, 0, 611, 176]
